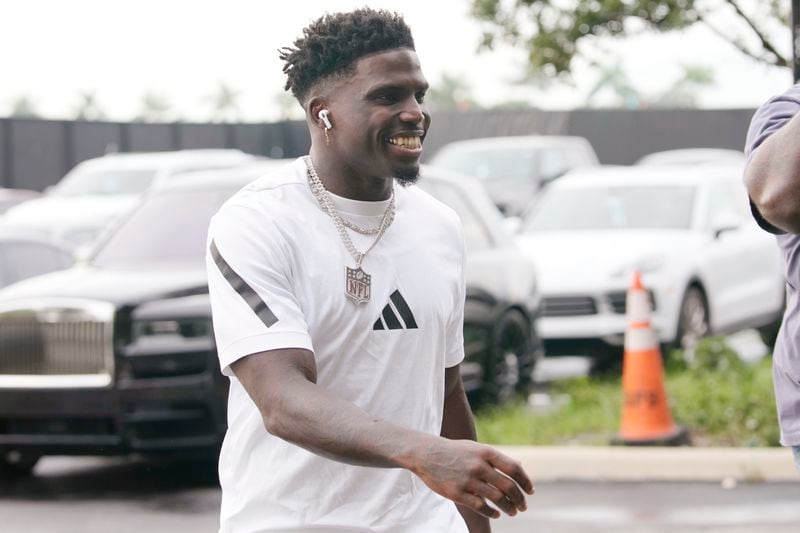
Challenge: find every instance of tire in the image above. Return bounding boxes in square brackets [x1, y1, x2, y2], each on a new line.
[0, 451, 39, 479]
[479, 310, 534, 405]
[675, 285, 710, 352]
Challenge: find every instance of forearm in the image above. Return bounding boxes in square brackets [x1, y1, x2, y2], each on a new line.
[441, 379, 492, 533]
[746, 111, 800, 233]
[265, 374, 435, 469]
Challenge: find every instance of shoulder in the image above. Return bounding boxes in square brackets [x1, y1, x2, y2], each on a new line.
[209, 158, 312, 249]
[214, 158, 309, 225]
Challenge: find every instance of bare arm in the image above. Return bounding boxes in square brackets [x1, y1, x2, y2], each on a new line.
[745, 111, 800, 233]
[231, 349, 534, 519]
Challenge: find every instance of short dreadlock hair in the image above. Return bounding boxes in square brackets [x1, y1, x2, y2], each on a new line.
[280, 8, 415, 105]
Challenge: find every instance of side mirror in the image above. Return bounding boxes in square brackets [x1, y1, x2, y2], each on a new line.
[711, 215, 740, 240]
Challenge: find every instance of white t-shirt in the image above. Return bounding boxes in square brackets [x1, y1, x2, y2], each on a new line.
[206, 157, 468, 533]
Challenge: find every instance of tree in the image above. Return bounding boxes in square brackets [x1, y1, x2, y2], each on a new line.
[9, 94, 40, 118]
[584, 62, 644, 108]
[206, 82, 241, 122]
[426, 73, 481, 112]
[652, 64, 715, 107]
[471, 0, 790, 77]
[135, 92, 172, 122]
[72, 90, 106, 121]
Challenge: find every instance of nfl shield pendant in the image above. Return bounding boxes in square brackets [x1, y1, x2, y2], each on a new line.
[345, 266, 371, 304]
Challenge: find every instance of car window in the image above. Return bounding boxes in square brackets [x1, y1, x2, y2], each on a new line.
[0, 242, 72, 288]
[432, 146, 537, 183]
[421, 181, 493, 252]
[91, 188, 236, 269]
[538, 149, 569, 182]
[52, 167, 158, 196]
[524, 185, 696, 231]
[704, 181, 747, 229]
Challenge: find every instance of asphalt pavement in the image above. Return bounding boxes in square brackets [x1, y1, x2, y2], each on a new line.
[1, 456, 799, 533]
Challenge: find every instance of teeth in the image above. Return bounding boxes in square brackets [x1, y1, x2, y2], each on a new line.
[389, 136, 421, 149]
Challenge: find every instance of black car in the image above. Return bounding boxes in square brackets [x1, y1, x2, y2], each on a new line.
[0, 161, 541, 477]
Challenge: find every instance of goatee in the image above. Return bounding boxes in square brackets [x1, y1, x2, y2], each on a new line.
[393, 165, 420, 186]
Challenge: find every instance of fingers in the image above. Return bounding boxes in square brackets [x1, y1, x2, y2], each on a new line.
[471, 481, 518, 516]
[461, 493, 500, 519]
[483, 470, 527, 513]
[487, 450, 535, 495]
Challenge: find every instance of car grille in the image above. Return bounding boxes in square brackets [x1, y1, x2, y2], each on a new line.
[606, 290, 657, 314]
[541, 296, 597, 317]
[0, 299, 115, 387]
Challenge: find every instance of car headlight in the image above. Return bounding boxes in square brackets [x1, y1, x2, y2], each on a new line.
[611, 255, 668, 279]
[132, 318, 212, 340]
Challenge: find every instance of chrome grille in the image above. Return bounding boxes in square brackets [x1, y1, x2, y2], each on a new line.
[541, 296, 597, 317]
[0, 299, 114, 388]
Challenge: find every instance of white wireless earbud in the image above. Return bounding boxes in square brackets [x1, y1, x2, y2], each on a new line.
[318, 109, 333, 130]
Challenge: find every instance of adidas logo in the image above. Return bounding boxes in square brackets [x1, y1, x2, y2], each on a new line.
[373, 290, 418, 330]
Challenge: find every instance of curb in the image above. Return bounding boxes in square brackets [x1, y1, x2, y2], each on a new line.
[496, 446, 798, 482]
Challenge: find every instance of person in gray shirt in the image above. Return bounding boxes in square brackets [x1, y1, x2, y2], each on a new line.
[745, 83, 800, 469]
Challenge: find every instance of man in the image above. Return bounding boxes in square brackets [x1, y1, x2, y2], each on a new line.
[206, 8, 533, 533]
[744, 84, 800, 469]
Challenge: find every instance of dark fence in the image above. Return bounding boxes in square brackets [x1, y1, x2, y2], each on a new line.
[0, 108, 756, 191]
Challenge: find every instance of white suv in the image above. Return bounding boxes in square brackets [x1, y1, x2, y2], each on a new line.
[430, 135, 599, 216]
[1, 149, 255, 249]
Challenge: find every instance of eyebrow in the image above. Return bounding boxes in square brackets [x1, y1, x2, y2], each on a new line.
[365, 81, 429, 97]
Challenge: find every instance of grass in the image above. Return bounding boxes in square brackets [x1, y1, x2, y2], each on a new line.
[475, 337, 781, 447]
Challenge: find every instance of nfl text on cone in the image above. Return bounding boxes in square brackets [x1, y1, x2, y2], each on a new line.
[617, 271, 688, 445]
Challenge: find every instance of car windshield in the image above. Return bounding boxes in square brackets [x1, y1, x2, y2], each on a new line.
[434, 146, 536, 182]
[523, 185, 696, 231]
[91, 188, 234, 268]
[52, 167, 158, 196]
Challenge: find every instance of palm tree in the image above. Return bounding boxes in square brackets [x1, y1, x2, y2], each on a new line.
[585, 63, 643, 109]
[653, 65, 715, 108]
[135, 92, 172, 122]
[9, 94, 40, 118]
[72, 90, 106, 121]
[206, 82, 241, 122]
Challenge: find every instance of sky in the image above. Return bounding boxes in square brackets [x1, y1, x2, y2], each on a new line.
[0, 0, 794, 122]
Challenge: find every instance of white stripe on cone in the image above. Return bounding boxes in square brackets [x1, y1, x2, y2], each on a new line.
[626, 289, 650, 324]
[625, 326, 659, 351]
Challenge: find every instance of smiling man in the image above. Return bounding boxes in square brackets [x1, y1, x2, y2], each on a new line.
[205, 8, 532, 533]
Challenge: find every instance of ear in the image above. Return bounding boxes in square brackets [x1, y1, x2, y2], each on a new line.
[307, 96, 329, 130]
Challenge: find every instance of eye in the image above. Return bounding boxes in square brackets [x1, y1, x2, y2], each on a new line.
[374, 92, 398, 104]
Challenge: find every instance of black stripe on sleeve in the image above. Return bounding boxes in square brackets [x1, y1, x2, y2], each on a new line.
[390, 290, 418, 329]
[210, 240, 278, 328]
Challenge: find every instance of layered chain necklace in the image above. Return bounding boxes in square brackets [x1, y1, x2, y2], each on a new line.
[304, 156, 395, 304]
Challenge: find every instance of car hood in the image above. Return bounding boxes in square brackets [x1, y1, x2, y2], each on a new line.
[514, 230, 691, 290]
[0, 265, 208, 308]
[1, 195, 139, 230]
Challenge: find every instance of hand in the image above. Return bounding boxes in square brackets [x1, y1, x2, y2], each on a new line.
[410, 437, 534, 519]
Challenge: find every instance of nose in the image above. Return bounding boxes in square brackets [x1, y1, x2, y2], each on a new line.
[399, 97, 426, 126]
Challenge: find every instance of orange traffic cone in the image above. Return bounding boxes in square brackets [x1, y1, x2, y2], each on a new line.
[616, 271, 688, 445]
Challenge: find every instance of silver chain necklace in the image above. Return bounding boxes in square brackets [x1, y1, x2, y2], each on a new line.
[304, 156, 395, 304]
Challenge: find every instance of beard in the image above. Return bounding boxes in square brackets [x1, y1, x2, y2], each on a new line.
[392, 164, 420, 186]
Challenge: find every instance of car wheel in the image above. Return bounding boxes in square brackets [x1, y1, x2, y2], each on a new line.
[479, 310, 533, 405]
[0, 451, 40, 479]
[676, 285, 709, 352]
